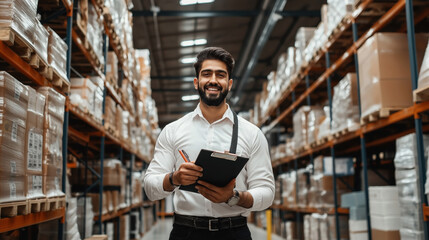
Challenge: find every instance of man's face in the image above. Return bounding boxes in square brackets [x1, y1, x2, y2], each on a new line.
[194, 59, 233, 106]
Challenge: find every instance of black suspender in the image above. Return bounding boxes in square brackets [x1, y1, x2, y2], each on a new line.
[229, 111, 238, 154]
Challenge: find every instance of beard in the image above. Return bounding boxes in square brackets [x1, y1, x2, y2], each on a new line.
[198, 83, 229, 106]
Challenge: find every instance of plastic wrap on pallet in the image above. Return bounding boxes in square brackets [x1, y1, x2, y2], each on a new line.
[89, 76, 104, 123]
[116, 104, 123, 140]
[77, 196, 94, 238]
[65, 197, 81, 240]
[0, 176, 26, 203]
[400, 229, 424, 240]
[317, 106, 331, 140]
[266, 71, 277, 106]
[358, 33, 428, 119]
[33, 18, 49, 64]
[121, 79, 135, 113]
[37, 87, 65, 198]
[418, 40, 429, 89]
[283, 46, 296, 91]
[395, 133, 429, 169]
[294, 27, 315, 68]
[395, 169, 420, 203]
[326, 0, 356, 36]
[275, 53, 287, 93]
[307, 106, 325, 145]
[121, 110, 131, 143]
[292, 106, 311, 150]
[332, 73, 359, 134]
[70, 78, 96, 114]
[87, 3, 104, 66]
[26, 87, 45, 199]
[304, 22, 328, 64]
[47, 27, 68, 81]
[0, 72, 29, 184]
[0, 0, 37, 49]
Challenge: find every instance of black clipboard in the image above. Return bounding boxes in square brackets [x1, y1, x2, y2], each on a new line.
[179, 149, 249, 193]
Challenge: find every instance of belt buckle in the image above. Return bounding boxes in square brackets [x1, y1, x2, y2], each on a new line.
[208, 219, 219, 231]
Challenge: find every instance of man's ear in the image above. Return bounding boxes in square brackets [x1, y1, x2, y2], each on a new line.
[193, 77, 199, 90]
[228, 78, 233, 91]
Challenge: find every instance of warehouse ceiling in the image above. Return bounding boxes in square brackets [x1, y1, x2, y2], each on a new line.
[132, 0, 323, 127]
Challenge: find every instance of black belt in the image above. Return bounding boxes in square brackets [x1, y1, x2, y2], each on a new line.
[173, 214, 247, 232]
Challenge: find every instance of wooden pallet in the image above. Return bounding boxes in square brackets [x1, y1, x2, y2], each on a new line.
[295, 144, 310, 154]
[28, 197, 48, 213]
[361, 108, 401, 124]
[50, 67, 70, 92]
[46, 196, 66, 211]
[333, 128, 350, 138]
[0, 200, 29, 219]
[29, 53, 52, 80]
[0, 28, 34, 62]
[413, 84, 429, 102]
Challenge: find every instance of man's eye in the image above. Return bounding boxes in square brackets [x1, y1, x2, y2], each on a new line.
[217, 74, 226, 78]
[202, 73, 211, 77]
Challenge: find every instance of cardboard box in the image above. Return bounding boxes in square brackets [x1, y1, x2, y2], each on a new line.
[84, 235, 107, 240]
[371, 229, 400, 240]
[358, 33, 428, 118]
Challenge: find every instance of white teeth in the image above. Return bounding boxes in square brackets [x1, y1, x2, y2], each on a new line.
[208, 88, 218, 91]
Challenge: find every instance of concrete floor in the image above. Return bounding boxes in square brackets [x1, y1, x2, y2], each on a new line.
[141, 217, 284, 240]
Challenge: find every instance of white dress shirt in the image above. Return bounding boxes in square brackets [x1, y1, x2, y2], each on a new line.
[143, 104, 275, 217]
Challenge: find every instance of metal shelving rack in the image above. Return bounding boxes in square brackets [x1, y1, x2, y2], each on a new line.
[264, 0, 429, 239]
[0, 0, 157, 238]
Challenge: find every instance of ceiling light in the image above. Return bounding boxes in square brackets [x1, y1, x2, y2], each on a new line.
[180, 0, 214, 6]
[180, 57, 196, 64]
[182, 95, 199, 101]
[180, 38, 207, 47]
[194, 38, 207, 45]
[180, 40, 194, 47]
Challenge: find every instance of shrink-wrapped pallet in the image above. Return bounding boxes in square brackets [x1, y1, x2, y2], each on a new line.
[307, 106, 325, 145]
[292, 106, 311, 150]
[121, 110, 131, 144]
[89, 76, 104, 123]
[116, 104, 123, 140]
[47, 27, 68, 81]
[38, 87, 65, 198]
[26, 87, 45, 199]
[275, 53, 287, 93]
[33, 18, 49, 64]
[87, 3, 104, 66]
[295, 27, 315, 68]
[283, 46, 296, 91]
[358, 33, 428, 120]
[317, 106, 331, 140]
[77, 197, 94, 238]
[70, 78, 96, 113]
[0, 0, 37, 49]
[0, 72, 29, 203]
[332, 73, 359, 134]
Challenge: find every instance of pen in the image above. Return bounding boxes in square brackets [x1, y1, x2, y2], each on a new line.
[179, 149, 190, 162]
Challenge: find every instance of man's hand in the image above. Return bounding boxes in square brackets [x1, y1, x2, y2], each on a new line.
[195, 179, 236, 203]
[173, 162, 203, 186]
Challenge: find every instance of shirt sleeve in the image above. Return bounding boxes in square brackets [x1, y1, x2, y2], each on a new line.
[143, 125, 177, 201]
[246, 129, 275, 211]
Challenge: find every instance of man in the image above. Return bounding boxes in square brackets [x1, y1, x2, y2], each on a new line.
[144, 47, 275, 240]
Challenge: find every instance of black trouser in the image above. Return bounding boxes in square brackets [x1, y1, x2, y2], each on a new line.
[169, 223, 252, 240]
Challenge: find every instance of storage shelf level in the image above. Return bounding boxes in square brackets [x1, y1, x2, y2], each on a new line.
[0, 208, 65, 233]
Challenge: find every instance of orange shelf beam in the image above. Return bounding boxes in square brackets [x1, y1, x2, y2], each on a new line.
[271, 205, 349, 215]
[0, 41, 52, 88]
[94, 202, 144, 222]
[424, 204, 429, 221]
[262, 0, 406, 132]
[0, 208, 65, 233]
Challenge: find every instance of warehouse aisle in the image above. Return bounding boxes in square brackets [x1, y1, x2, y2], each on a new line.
[141, 218, 284, 240]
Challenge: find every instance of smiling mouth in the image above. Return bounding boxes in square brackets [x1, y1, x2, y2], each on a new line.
[205, 86, 221, 94]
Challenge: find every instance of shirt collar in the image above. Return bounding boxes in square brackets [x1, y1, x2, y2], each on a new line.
[193, 103, 235, 124]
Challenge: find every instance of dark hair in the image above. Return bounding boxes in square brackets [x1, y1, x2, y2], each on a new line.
[194, 47, 235, 78]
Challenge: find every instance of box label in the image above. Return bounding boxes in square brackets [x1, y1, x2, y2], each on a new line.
[27, 131, 43, 172]
[14, 82, 22, 100]
[11, 121, 18, 142]
[10, 161, 16, 174]
[32, 175, 42, 193]
[10, 182, 16, 199]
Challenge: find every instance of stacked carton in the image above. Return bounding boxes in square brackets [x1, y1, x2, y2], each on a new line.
[33, 19, 49, 64]
[417, 41, 429, 89]
[332, 73, 359, 134]
[106, 51, 118, 86]
[25, 87, 46, 199]
[304, 213, 349, 240]
[0, 72, 29, 203]
[87, 3, 105, 66]
[368, 186, 400, 240]
[308, 156, 353, 209]
[294, 27, 316, 68]
[38, 87, 66, 198]
[47, 27, 68, 81]
[0, 0, 38, 49]
[358, 33, 428, 120]
[293, 106, 325, 150]
[341, 191, 368, 240]
[394, 133, 429, 240]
